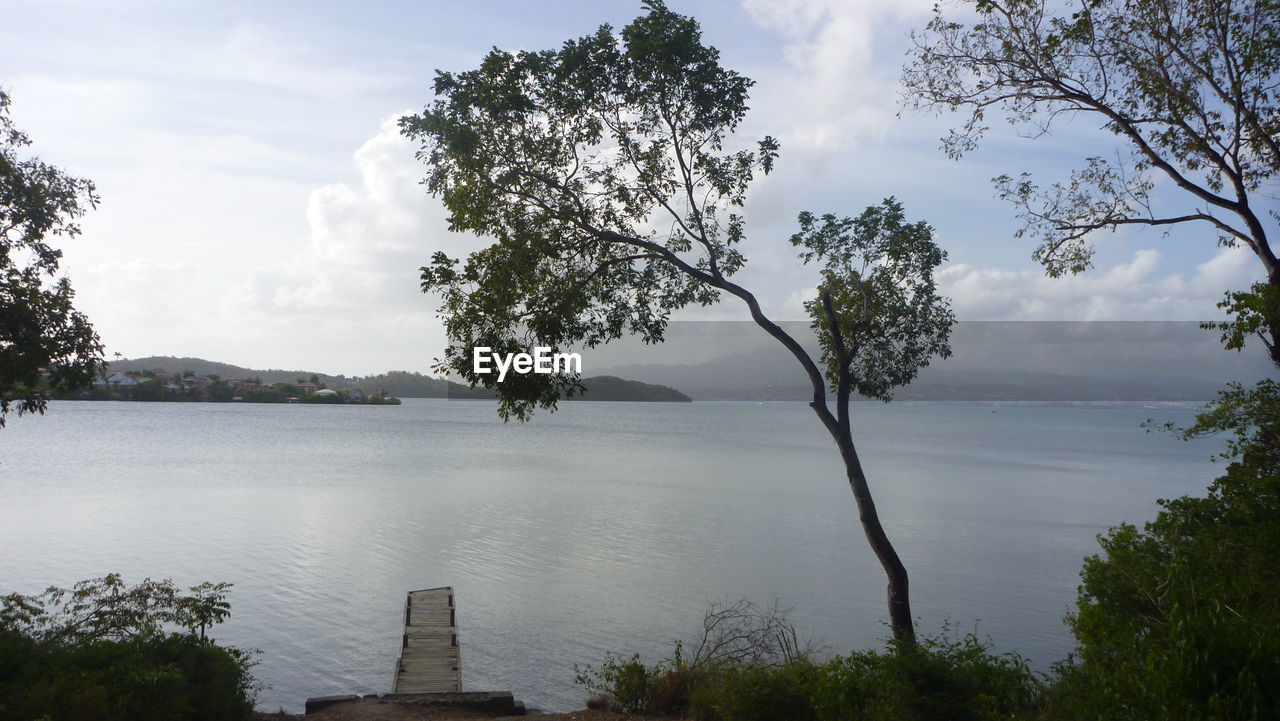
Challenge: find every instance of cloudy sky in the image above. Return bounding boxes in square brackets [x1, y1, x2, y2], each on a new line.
[4, 0, 1271, 375]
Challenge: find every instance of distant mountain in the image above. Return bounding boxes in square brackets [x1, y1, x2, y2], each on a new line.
[581, 320, 1272, 401]
[109, 356, 309, 384]
[447, 375, 691, 402]
[115, 335, 1247, 402]
[354, 371, 451, 398]
[593, 353, 1235, 401]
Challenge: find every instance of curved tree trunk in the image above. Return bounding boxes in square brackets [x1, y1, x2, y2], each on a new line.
[825, 421, 914, 643]
[716, 278, 917, 644]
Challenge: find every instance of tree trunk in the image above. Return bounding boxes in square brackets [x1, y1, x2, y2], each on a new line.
[818, 403, 916, 644]
[726, 282, 916, 644]
[1268, 271, 1280, 370]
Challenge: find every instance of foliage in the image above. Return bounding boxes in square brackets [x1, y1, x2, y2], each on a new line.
[576, 652, 670, 714]
[235, 388, 289, 403]
[577, 609, 1042, 721]
[179, 582, 234, 641]
[0, 88, 104, 426]
[791, 198, 952, 401]
[0, 574, 234, 646]
[903, 0, 1280, 363]
[576, 600, 808, 716]
[1157, 378, 1279, 464]
[297, 390, 346, 404]
[0, 575, 255, 721]
[1203, 281, 1280, 362]
[1063, 380, 1280, 720]
[356, 370, 450, 398]
[207, 379, 235, 402]
[691, 658, 821, 721]
[366, 389, 401, 405]
[403, 0, 772, 420]
[810, 632, 1042, 721]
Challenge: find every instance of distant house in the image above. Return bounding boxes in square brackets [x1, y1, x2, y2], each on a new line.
[314, 388, 339, 397]
[106, 372, 138, 388]
[295, 382, 319, 394]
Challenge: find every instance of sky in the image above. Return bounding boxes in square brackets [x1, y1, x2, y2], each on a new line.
[4, 0, 1273, 376]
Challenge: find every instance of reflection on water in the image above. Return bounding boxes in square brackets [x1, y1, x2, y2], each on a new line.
[0, 399, 1221, 711]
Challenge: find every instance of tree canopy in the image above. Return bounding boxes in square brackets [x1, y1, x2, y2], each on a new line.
[402, 1, 953, 641]
[0, 88, 103, 426]
[903, 0, 1280, 362]
[403, 2, 774, 418]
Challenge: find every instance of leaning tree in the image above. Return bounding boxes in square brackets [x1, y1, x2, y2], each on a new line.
[401, 2, 952, 642]
[903, 0, 1280, 366]
[0, 88, 103, 427]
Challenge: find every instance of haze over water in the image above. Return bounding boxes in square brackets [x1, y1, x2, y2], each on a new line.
[1, 398, 1222, 712]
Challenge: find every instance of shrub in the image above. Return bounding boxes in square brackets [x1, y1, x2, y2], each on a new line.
[575, 652, 666, 714]
[578, 605, 1041, 721]
[1050, 380, 1280, 720]
[810, 632, 1042, 721]
[691, 658, 820, 721]
[576, 600, 809, 716]
[0, 575, 257, 721]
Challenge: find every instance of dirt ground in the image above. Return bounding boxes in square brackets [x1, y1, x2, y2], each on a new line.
[254, 700, 682, 721]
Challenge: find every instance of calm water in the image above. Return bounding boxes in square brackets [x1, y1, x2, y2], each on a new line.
[0, 398, 1223, 711]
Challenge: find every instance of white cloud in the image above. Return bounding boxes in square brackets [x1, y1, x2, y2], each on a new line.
[220, 115, 483, 373]
[937, 245, 1263, 321]
[741, 0, 934, 153]
[78, 259, 200, 330]
[200, 21, 407, 98]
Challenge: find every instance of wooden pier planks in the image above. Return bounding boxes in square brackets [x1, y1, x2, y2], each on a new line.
[392, 586, 462, 693]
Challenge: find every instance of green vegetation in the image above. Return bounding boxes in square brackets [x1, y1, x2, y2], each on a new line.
[0, 89, 104, 427]
[1055, 380, 1280, 720]
[357, 370, 451, 397]
[0, 575, 256, 721]
[576, 607, 1042, 721]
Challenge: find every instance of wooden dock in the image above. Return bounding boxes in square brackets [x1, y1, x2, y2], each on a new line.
[391, 586, 462, 693]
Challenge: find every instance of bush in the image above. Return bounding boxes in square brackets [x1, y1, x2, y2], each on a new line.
[0, 575, 257, 721]
[1052, 380, 1280, 720]
[810, 632, 1041, 721]
[575, 653, 668, 714]
[0, 632, 256, 721]
[691, 658, 820, 721]
[577, 606, 1041, 721]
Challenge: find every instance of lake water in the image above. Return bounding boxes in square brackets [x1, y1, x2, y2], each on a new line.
[0, 398, 1224, 712]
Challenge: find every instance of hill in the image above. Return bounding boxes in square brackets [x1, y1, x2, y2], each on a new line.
[446, 375, 691, 402]
[110, 357, 689, 401]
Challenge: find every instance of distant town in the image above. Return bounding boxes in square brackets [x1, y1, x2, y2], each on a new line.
[59, 356, 692, 404]
[76, 368, 401, 405]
